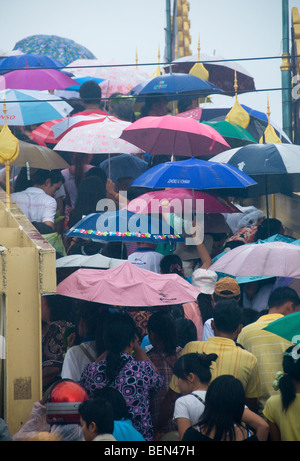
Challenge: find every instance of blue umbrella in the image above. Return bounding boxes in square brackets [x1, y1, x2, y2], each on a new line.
[130, 157, 256, 193]
[13, 34, 96, 67]
[128, 73, 224, 101]
[64, 76, 105, 91]
[0, 53, 65, 73]
[100, 154, 148, 184]
[66, 210, 184, 243]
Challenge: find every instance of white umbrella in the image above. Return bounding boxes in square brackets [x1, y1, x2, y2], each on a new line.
[56, 253, 126, 269]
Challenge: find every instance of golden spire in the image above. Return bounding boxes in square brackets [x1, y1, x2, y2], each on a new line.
[135, 48, 138, 69]
[0, 93, 20, 209]
[150, 44, 161, 78]
[225, 70, 250, 128]
[259, 96, 282, 143]
[189, 33, 209, 81]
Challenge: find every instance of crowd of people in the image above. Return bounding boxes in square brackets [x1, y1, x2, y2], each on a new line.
[0, 80, 300, 443]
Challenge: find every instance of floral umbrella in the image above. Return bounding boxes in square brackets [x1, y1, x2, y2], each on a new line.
[13, 34, 96, 67]
[65, 59, 150, 98]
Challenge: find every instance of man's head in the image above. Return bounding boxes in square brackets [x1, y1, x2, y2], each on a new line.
[268, 287, 300, 315]
[213, 277, 241, 303]
[79, 80, 102, 107]
[211, 299, 243, 339]
[79, 398, 114, 441]
[32, 169, 64, 197]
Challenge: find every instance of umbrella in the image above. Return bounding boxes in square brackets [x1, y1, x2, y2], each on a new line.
[30, 118, 64, 145]
[165, 51, 256, 93]
[119, 114, 230, 157]
[66, 210, 184, 244]
[199, 103, 292, 144]
[262, 312, 300, 344]
[126, 189, 241, 215]
[13, 35, 96, 67]
[130, 157, 257, 194]
[11, 140, 69, 169]
[209, 241, 300, 279]
[100, 153, 148, 184]
[65, 59, 150, 98]
[54, 116, 143, 156]
[0, 68, 79, 91]
[0, 53, 65, 73]
[51, 113, 112, 141]
[0, 89, 73, 126]
[202, 121, 257, 148]
[210, 143, 300, 197]
[64, 76, 105, 91]
[56, 261, 201, 307]
[128, 72, 224, 101]
[56, 253, 126, 269]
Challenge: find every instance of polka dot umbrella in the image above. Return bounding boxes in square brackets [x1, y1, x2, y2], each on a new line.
[13, 34, 96, 67]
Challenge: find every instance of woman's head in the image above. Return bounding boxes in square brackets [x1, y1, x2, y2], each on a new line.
[147, 310, 177, 355]
[160, 254, 184, 277]
[173, 353, 218, 394]
[277, 345, 300, 411]
[93, 387, 131, 421]
[199, 375, 245, 441]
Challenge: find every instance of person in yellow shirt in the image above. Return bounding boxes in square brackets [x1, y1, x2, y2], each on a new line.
[156, 299, 261, 437]
[237, 287, 300, 413]
[263, 345, 300, 441]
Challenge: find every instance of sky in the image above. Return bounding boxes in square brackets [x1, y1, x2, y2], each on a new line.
[1, 0, 300, 130]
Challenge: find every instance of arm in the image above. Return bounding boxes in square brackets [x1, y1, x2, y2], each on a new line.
[266, 419, 281, 441]
[156, 388, 180, 434]
[176, 417, 192, 441]
[196, 242, 212, 269]
[242, 407, 269, 441]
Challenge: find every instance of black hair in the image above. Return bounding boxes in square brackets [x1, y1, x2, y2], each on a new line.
[78, 398, 114, 435]
[173, 352, 218, 384]
[198, 375, 245, 441]
[147, 310, 177, 355]
[93, 387, 131, 421]
[79, 80, 102, 105]
[175, 318, 197, 348]
[84, 166, 108, 183]
[31, 169, 64, 186]
[160, 254, 184, 277]
[278, 345, 300, 412]
[255, 218, 283, 240]
[197, 293, 214, 324]
[268, 287, 300, 310]
[213, 299, 243, 333]
[103, 313, 137, 383]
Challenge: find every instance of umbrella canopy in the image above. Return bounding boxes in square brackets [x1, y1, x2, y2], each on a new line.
[0, 89, 73, 126]
[66, 210, 184, 244]
[202, 121, 257, 148]
[126, 189, 241, 214]
[100, 153, 148, 184]
[0, 53, 65, 73]
[165, 52, 256, 93]
[210, 143, 300, 196]
[13, 35, 96, 67]
[64, 75, 105, 91]
[56, 253, 126, 269]
[199, 103, 292, 144]
[30, 118, 64, 145]
[0, 68, 79, 91]
[54, 116, 143, 155]
[130, 157, 257, 193]
[51, 113, 112, 141]
[128, 72, 224, 100]
[11, 140, 69, 169]
[65, 59, 150, 98]
[262, 312, 300, 344]
[119, 114, 230, 157]
[56, 261, 200, 307]
[209, 241, 300, 279]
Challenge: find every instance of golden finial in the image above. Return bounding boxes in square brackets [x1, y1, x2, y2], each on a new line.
[225, 71, 250, 128]
[189, 32, 209, 81]
[259, 96, 282, 143]
[0, 92, 20, 209]
[150, 44, 161, 78]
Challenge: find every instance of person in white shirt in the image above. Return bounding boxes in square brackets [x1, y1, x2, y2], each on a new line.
[128, 242, 163, 273]
[11, 169, 64, 230]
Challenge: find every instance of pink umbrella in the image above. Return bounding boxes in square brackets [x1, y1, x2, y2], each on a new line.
[56, 261, 200, 306]
[119, 114, 230, 157]
[0, 68, 79, 91]
[126, 188, 241, 214]
[209, 241, 300, 279]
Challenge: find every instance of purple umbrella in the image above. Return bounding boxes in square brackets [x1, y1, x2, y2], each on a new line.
[0, 68, 79, 91]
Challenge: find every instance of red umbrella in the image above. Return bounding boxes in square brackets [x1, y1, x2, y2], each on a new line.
[30, 118, 64, 145]
[0, 68, 79, 91]
[119, 114, 230, 157]
[126, 188, 241, 214]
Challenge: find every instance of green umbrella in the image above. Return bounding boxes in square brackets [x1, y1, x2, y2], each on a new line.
[203, 120, 257, 148]
[262, 311, 300, 344]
